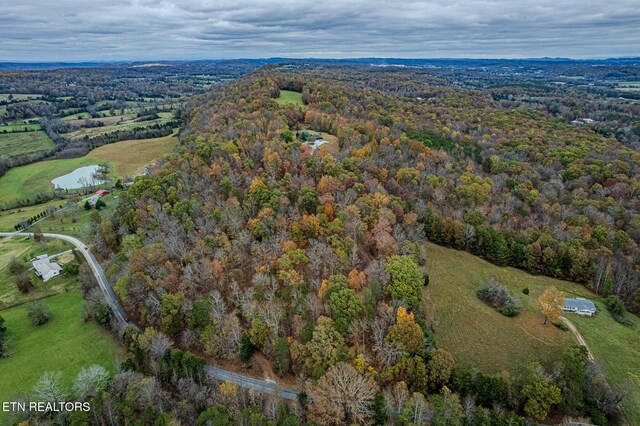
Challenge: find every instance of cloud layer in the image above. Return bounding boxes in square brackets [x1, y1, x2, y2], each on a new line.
[1, 0, 639, 61]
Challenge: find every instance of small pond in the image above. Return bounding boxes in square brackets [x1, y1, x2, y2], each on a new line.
[51, 165, 108, 190]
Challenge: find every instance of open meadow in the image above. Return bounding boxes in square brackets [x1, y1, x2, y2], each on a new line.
[0, 131, 53, 158]
[275, 90, 304, 107]
[424, 242, 640, 424]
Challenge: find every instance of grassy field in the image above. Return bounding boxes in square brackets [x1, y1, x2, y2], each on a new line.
[89, 133, 178, 177]
[61, 111, 91, 120]
[0, 131, 53, 158]
[0, 199, 68, 232]
[0, 292, 123, 422]
[0, 237, 78, 307]
[571, 310, 640, 424]
[38, 193, 119, 238]
[0, 134, 178, 209]
[0, 94, 43, 101]
[275, 90, 304, 107]
[1, 122, 41, 131]
[66, 112, 173, 140]
[424, 242, 640, 423]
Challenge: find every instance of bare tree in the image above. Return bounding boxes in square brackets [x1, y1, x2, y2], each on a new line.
[308, 363, 379, 425]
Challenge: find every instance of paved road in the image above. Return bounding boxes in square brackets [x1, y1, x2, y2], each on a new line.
[205, 366, 300, 400]
[0, 232, 301, 400]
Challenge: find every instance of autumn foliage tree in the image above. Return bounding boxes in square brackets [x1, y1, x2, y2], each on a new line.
[538, 286, 564, 325]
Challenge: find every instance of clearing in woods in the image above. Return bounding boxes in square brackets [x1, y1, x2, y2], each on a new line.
[275, 90, 304, 107]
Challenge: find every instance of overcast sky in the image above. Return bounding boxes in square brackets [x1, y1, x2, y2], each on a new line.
[1, 0, 639, 61]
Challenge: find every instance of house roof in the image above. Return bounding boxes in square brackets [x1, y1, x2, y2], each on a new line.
[32, 258, 62, 277]
[564, 297, 596, 312]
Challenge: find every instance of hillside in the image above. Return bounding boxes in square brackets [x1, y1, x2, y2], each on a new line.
[89, 69, 640, 424]
[425, 242, 640, 424]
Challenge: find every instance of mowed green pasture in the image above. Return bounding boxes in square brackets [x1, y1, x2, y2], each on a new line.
[0, 292, 123, 423]
[0, 131, 53, 158]
[424, 242, 640, 423]
[275, 90, 304, 107]
[0, 134, 178, 208]
[0, 237, 77, 307]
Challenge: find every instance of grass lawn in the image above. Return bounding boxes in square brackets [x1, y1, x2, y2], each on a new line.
[0, 292, 123, 422]
[424, 242, 640, 423]
[0, 134, 178, 209]
[0, 237, 78, 307]
[275, 90, 304, 107]
[0, 131, 53, 158]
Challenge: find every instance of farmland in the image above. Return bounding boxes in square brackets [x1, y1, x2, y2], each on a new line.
[0, 134, 178, 209]
[424, 242, 640, 423]
[0, 131, 53, 158]
[0, 292, 123, 424]
[65, 112, 175, 140]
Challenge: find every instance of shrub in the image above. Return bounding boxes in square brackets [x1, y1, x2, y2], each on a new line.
[95, 303, 112, 328]
[522, 287, 530, 295]
[62, 263, 80, 276]
[476, 281, 521, 317]
[497, 298, 522, 317]
[604, 296, 624, 316]
[27, 301, 52, 325]
[553, 321, 569, 332]
[15, 273, 35, 293]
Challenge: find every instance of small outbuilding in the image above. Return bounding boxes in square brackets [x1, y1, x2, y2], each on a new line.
[563, 297, 597, 316]
[96, 189, 110, 196]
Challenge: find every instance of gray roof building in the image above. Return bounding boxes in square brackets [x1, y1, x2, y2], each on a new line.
[563, 297, 597, 316]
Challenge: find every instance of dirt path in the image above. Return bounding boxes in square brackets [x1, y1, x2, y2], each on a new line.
[560, 316, 595, 361]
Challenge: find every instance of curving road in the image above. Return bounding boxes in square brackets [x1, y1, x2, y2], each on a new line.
[0, 231, 301, 400]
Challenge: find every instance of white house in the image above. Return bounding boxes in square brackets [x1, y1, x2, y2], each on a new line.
[563, 297, 597, 316]
[32, 257, 62, 282]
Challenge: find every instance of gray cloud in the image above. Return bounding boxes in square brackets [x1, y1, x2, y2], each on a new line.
[0, 0, 638, 61]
